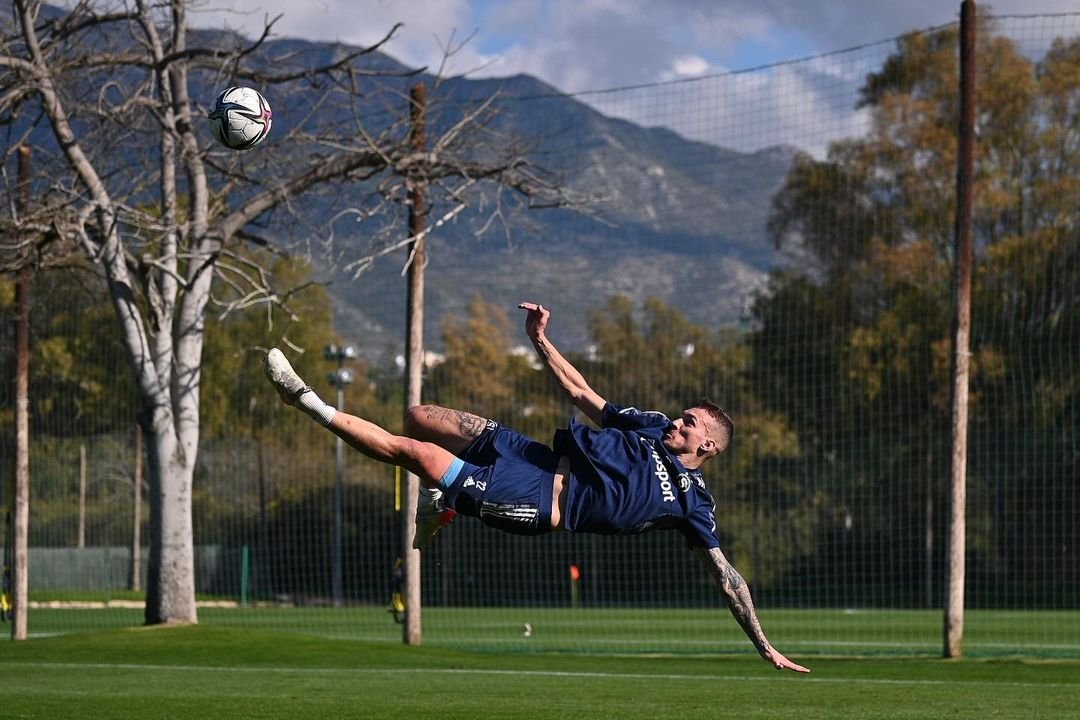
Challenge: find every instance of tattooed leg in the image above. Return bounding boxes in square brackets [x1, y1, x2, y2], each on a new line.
[405, 404, 492, 455]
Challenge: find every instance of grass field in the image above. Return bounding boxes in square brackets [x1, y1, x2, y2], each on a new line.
[4, 609, 1080, 719]
[19, 605, 1080, 658]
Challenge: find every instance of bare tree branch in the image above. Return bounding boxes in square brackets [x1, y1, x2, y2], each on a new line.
[2, 0, 590, 626]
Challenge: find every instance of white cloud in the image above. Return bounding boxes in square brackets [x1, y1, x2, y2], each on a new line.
[190, 0, 488, 74]
[581, 55, 872, 155]
[188, 0, 1080, 153]
[666, 56, 712, 80]
[192, 0, 1080, 88]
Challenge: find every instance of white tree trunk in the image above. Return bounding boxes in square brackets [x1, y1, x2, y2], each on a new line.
[144, 411, 197, 624]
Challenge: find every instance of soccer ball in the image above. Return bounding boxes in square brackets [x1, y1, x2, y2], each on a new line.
[208, 86, 272, 150]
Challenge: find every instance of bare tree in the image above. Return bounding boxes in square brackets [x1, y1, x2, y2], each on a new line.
[0, 0, 575, 624]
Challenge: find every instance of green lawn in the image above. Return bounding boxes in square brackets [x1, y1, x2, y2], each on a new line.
[20, 605, 1080, 658]
[2, 624, 1078, 720]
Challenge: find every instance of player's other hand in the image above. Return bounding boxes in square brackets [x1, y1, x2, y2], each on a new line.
[517, 301, 550, 340]
[762, 647, 810, 673]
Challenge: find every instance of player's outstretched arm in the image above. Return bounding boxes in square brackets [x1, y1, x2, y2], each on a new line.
[518, 301, 606, 425]
[691, 546, 810, 673]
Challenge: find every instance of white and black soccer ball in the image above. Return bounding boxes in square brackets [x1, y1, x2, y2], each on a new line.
[208, 86, 272, 150]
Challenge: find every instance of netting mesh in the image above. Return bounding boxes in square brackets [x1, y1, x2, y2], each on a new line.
[2, 12, 1079, 657]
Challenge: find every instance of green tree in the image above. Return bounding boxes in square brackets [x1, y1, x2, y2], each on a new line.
[431, 295, 517, 417]
[427, 295, 561, 438]
[757, 21, 1080, 605]
[200, 251, 343, 440]
[0, 266, 139, 438]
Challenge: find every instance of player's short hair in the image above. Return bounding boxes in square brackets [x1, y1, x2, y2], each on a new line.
[694, 398, 734, 453]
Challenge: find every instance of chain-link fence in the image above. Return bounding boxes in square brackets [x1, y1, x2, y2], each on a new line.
[2, 10, 1078, 657]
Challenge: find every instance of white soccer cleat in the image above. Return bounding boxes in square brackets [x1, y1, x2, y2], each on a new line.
[264, 348, 312, 406]
[412, 487, 456, 550]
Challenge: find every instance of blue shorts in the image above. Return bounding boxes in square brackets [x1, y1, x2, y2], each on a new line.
[442, 422, 557, 536]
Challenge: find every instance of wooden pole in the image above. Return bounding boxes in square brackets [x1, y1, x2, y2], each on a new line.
[944, 0, 977, 659]
[925, 450, 934, 610]
[257, 436, 269, 600]
[12, 144, 32, 640]
[403, 82, 427, 646]
[131, 424, 143, 592]
[78, 445, 87, 548]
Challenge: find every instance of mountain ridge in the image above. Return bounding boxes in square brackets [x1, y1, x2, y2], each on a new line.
[3, 5, 797, 352]
[322, 68, 796, 352]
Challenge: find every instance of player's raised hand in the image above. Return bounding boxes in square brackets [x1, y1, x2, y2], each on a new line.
[518, 301, 550, 341]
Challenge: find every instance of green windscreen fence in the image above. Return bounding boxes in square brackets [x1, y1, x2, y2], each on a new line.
[2, 11, 1078, 658]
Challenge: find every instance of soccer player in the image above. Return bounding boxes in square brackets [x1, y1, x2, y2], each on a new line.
[263, 301, 810, 673]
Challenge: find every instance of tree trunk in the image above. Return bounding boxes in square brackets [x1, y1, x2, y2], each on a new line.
[142, 410, 197, 625]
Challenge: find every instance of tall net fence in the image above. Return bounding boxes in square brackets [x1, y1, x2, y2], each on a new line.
[2, 11, 1079, 658]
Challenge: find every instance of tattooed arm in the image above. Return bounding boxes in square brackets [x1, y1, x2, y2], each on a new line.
[692, 546, 810, 673]
[518, 301, 606, 426]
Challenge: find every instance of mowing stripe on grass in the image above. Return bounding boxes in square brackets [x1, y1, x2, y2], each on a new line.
[27, 630, 1076, 655]
[6, 662, 1079, 689]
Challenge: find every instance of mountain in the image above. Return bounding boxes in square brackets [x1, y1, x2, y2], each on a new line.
[317, 70, 798, 353]
[3, 7, 797, 353]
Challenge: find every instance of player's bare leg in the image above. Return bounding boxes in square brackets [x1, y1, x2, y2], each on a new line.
[331, 408, 460, 549]
[404, 404, 491, 455]
[402, 404, 492, 547]
[264, 349, 458, 548]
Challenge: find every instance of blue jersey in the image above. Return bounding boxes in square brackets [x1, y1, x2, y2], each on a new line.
[557, 403, 720, 549]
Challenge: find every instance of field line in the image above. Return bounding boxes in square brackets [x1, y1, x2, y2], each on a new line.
[5, 662, 1080, 689]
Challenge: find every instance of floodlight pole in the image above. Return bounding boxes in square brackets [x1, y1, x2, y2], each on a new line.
[945, 0, 976, 659]
[326, 344, 356, 608]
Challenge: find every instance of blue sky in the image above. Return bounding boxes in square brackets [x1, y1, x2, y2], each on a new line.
[196, 0, 1074, 86]
[193, 0, 1079, 153]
